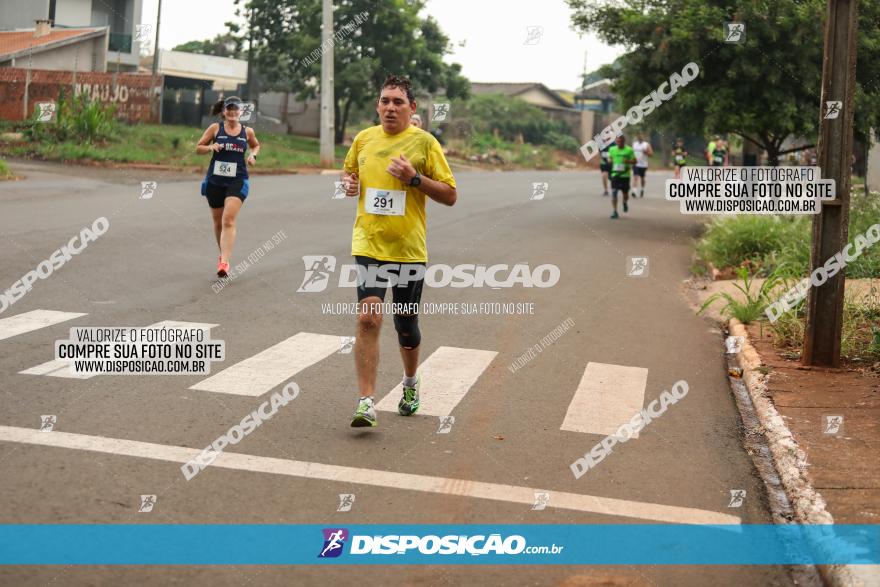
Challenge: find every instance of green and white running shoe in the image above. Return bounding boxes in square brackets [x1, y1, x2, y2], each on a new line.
[350, 396, 377, 427]
[398, 375, 421, 416]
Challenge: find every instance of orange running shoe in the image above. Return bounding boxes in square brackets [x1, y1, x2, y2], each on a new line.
[217, 259, 230, 278]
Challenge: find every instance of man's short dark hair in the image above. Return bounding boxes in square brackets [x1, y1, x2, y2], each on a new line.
[381, 75, 414, 103]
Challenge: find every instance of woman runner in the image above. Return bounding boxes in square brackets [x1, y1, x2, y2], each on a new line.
[195, 96, 260, 277]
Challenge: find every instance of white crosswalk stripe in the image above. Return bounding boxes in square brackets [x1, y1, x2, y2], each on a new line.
[0, 310, 87, 342]
[375, 346, 498, 416]
[189, 332, 342, 396]
[20, 320, 216, 379]
[561, 362, 648, 437]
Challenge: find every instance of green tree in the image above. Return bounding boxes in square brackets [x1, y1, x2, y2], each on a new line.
[233, 0, 469, 143]
[173, 33, 245, 59]
[567, 0, 880, 165]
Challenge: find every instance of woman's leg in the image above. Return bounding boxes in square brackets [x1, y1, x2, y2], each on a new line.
[219, 196, 243, 263]
[210, 206, 223, 250]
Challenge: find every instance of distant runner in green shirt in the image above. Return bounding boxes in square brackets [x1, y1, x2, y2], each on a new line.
[607, 134, 637, 219]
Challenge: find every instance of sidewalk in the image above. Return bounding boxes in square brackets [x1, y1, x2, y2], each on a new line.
[688, 278, 880, 526]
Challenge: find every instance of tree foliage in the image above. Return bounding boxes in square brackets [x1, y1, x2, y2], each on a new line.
[567, 0, 880, 164]
[172, 33, 245, 59]
[232, 0, 470, 142]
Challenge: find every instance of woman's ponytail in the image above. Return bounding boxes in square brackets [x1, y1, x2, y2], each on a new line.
[211, 99, 224, 117]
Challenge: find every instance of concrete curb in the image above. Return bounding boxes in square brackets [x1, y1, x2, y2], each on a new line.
[728, 318, 878, 587]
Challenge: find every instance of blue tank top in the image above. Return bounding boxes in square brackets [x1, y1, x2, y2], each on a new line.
[207, 122, 248, 184]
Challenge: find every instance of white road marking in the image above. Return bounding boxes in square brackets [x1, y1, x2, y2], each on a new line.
[375, 346, 498, 416]
[19, 321, 216, 379]
[190, 332, 341, 396]
[0, 310, 86, 342]
[0, 425, 741, 525]
[561, 362, 648, 437]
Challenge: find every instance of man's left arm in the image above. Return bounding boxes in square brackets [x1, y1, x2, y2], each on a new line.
[387, 153, 457, 206]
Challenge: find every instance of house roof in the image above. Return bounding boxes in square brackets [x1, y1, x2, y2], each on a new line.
[0, 28, 107, 61]
[576, 79, 615, 101]
[470, 82, 573, 108]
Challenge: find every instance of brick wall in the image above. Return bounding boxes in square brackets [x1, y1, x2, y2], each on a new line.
[0, 67, 163, 123]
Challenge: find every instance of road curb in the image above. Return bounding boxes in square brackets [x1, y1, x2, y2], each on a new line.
[728, 318, 877, 587]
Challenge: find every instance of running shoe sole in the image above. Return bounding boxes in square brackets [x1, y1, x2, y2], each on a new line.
[350, 414, 377, 427]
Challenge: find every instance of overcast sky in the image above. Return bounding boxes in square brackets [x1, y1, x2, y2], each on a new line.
[139, 0, 624, 91]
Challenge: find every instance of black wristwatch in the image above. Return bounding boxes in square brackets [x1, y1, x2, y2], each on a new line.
[409, 171, 421, 187]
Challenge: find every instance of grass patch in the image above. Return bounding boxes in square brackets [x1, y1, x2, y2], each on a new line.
[767, 284, 880, 363]
[695, 192, 880, 278]
[0, 158, 12, 179]
[3, 121, 350, 170]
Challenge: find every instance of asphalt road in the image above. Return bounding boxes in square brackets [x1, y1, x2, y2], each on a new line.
[0, 160, 794, 586]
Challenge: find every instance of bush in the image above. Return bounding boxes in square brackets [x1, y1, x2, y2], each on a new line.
[695, 193, 880, 278]
[24, 89, 119, 145]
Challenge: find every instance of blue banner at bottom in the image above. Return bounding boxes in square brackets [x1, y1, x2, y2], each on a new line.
[0, 525, 877, 565]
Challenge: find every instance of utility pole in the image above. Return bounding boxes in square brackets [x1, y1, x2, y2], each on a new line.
[150, 0, 162, 123]
[319, 0, 335, 168]
[802, 0, 859, 367]
[245, 5, 255, 102]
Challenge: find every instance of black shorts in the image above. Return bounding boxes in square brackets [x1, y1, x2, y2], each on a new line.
[354, 256, 425, 310]
[600, 163, 612, 173]
[203, 178, 249, 209]
[610, 176, 630, 193]
[633, 166, 647, 177]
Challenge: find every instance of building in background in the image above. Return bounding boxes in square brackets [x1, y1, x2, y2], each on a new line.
[0, 22, 108, 72]
[0, 0, 144, 72]
[470, 81, 596, 144]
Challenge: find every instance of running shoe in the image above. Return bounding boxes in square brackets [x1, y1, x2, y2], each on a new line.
[602, 190, 609, 197]
[610, 210, 619, 219]
[397, 375, 421, 416]
[217, 260, 230, 278]
[623, 201, 629, 213]
[350, 396, 377, 427]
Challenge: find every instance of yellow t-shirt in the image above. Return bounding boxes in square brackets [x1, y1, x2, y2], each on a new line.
[343, 125, 456, 263]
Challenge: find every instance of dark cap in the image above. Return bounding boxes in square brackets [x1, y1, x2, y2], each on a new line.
[223, 96, 243, 109]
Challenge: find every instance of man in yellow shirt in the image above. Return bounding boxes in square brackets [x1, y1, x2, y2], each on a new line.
[341, 75, 457, 428]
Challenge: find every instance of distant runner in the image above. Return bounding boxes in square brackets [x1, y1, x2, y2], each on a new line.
[706, 135, 719, 165]
[341, 75, 458, 428]
[195, 96, 260, 277]
[607, 134, 636, 219]
[711, 139, 728, 167]
[631, 134, 653, 198]
[599, 145, 612, 196]
[673, 138, 688, 179]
